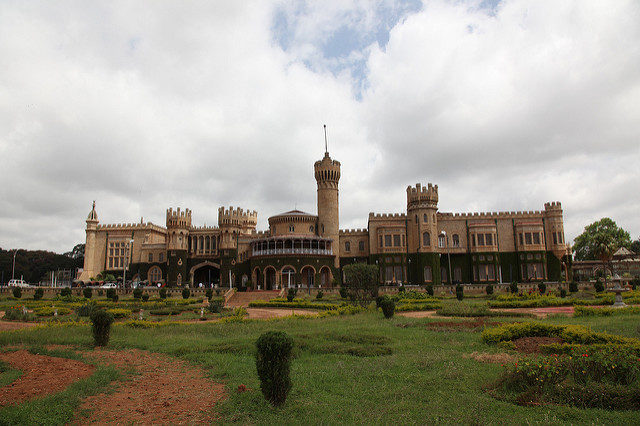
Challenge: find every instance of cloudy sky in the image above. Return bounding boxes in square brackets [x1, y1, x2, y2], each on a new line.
[1, 0, 639, 253]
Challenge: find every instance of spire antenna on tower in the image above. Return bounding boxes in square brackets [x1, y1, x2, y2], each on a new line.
[323, 124, 328, 154]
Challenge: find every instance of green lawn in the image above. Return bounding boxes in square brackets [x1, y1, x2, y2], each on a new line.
[1, 307, 640, 424]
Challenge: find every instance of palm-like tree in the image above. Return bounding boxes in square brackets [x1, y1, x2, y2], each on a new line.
[593, 232, 617, 287]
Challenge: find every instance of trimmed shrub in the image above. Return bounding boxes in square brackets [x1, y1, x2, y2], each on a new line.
[90, 309, 114, 346]
[76, 301, 97, 317]
[256, 331, 294, 406]
[426, 284, 434, 296]
[485, 284, 494, 295]
[182, 288, 191, 299]
[630, 278, 640, 290]
[133, 288, 143, 299]
[60, 287, 72, 297]
[141, 293, 149, 302]
[159, 288, 167, 299]
[560, 288, 567, 298]
[111, 294, 119, 302]
[339, 287, 348, 299]
[316, 290, 323, 300]
[12, 287, 22, 299]
[106, 288, 116, 300]
[207, 297, 225, 313]
[538, 282, 546, 294]
[33, 288, 44, 300]
[83, 287, 92, 299]
[569, 281, 579, 293]
[380, 298, 395, 318]
[594, 279, 605, 293]
[455, 284, 464, 301]
[106, 308, 131, 318]
[34, 306, 71, 316]
[375, 295, 387, 308]
[287, 288, 297, 302]
[398, 285, 405, 293]
[205, 289, 213, 300]
[509, 281, 518, 294]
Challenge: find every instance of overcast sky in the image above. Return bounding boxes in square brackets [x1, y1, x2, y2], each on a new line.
[1, 0, 639, 254]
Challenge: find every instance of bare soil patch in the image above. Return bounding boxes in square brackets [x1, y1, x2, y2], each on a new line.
[397, 310, 439, 318]
[512, 336, 563, 354]
[463, 351, 518, 364]
[75, 348, 225, 425]
[0, 349, 94, 407]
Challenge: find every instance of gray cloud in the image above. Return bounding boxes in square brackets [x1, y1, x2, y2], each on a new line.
[0, 0, 639, 254]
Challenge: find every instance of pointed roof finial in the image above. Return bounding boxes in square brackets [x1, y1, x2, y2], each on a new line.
[323, 124, 328, 155]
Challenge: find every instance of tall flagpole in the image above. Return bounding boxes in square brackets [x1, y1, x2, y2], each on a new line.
[324, 124, 328, 154]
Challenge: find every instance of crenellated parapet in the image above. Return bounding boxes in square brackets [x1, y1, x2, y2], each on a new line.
[339, 228, 368, 235]
[544, 201, 563, 218]
[368, 212, 407, 220]
[218, 206, 258, 228]
[438, 210, 544, 220]
[97, 222, 166, 233]
[314, 152, 341, 189]
[407, 183, 438, 209]
[166, 207, 192, 228]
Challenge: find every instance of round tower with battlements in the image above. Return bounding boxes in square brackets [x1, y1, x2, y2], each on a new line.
[315, 151, 341, 267]
[407, 183, 439, 253]
[166, 207, 191, 251]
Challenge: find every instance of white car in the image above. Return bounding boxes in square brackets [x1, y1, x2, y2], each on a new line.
[100, 282, 118, 289]
[8, 279, 29, 288]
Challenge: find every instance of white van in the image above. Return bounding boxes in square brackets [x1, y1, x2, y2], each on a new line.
[8, 279, 29, 287]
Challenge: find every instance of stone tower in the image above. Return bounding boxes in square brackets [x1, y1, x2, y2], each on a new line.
[406, 183, 439, 253]
[166, 207, 191, 251]
[81, 201, 99, 280]
[315, 151, 341, 267]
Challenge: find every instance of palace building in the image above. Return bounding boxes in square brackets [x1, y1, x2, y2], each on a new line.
[79, 150, 570, 288]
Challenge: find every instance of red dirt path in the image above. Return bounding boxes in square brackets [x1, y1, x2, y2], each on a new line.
[75, 348, 226, 425]
[0, 350, 94, 407]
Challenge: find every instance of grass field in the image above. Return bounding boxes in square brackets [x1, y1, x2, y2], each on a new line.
[2, 304, 640, 424]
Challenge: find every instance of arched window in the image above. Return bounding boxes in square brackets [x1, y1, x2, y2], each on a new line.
[282, 267, 295, 288]
[423, 266, 432, 282]
[422, 232, 430, 246]
[177, 273, 182, 286]
[345, 241, 351, 252]
[423, 213, 428, 223]
[415, 215, 418, 224]
[309, 225, 314, 233]
[358, 241, 365, 251]
[148, 266, 162, 283]
[289, 224, 295, 232]
[452, 234, 460, 247]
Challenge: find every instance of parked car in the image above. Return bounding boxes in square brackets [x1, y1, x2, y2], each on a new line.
[100, 282, 118, 289]
[8, 279, 29, 288]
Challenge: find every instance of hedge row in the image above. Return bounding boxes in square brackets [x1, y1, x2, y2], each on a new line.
[248, 300, 338, 310]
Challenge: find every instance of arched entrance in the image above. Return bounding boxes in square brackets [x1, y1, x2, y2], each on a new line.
[190, 261, 220, 287]
[319, 266, 332, 288]
[264, 266, 277, 290]
[301, 265, 316, 288]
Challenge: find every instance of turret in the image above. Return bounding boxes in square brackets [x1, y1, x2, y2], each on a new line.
[544, 201, 566, 258]
[218, 206, 258, 249]
[81, 201, 99, 281]
[406, 183, 439, 252]
[166, 207, 191, 251]
[315, 151, 341, 267]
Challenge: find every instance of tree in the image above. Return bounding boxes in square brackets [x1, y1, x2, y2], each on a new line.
[572, 218, 631, 261]
[630, 238, 640, 255]
[592, 231, 617, 287]
[342, 263, 379, 306]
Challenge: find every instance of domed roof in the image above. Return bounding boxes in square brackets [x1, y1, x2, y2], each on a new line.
[271, 209, 315, 218]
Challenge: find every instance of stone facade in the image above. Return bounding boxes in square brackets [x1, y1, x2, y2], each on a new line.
[80, 151, 570, 288]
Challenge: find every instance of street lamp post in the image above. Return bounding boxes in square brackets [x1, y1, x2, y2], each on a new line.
[442, 232, 452, 286]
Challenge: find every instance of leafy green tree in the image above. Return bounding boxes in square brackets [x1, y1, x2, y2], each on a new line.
[342, 263, 379, 306]
[593, 231, 617, 287]
[572, 218, 631, 261]
[630, 238, 640, 255]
